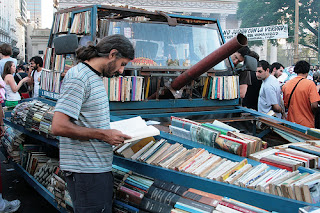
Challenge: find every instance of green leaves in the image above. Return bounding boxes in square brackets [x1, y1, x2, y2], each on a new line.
[237, 0, 319, 52]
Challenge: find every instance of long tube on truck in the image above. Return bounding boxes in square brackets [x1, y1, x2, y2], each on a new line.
[148, 33, 248, 99]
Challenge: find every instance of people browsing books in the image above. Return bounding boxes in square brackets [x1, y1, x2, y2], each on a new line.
[2, 61, 30, 109]
[282, 60, 320, 128]
[256, 60, 284, 119]
[51, 34, 135, 213]
[28, 56, 43, 98]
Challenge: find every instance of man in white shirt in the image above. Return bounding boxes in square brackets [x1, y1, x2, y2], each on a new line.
[0, 43, 17, 75]
[28, 56, 43, 98]
[256, 60, 284, 118]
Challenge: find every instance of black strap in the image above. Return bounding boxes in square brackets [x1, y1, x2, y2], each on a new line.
[287, 78, 304, 110]
[16, 73, 29, 91]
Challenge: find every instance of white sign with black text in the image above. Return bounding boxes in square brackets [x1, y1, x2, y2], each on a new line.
[223, 24, 288, 41]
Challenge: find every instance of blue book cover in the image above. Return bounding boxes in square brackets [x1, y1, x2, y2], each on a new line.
[174, 202, 205, 213]
[114, 200, 139, 213]
[125, 179, 149, 191]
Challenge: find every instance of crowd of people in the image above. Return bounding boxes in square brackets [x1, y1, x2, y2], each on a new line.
[234, 47, 320, 129]
[0, 44, 44, 110]
[0, 43, 44, 212]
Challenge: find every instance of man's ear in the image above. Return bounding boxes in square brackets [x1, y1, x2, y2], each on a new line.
[109, 49, 118, 60]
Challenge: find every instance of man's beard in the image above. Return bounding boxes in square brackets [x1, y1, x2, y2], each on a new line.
[101, 60, 118, 77]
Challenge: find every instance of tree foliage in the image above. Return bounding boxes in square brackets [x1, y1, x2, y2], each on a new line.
[237, 0, 320, 52]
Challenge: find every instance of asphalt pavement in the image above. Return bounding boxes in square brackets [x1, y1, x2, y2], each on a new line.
[0, 151, 58, 213]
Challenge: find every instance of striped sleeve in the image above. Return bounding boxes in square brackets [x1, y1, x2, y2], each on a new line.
[55, 76, 86, 120]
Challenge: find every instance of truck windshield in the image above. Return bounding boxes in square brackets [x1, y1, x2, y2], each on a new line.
[107, 21, 227, 70]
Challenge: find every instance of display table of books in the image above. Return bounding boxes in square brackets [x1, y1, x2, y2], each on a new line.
[2, 100, 320, 212]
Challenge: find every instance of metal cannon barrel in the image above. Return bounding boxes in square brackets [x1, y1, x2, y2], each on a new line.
[148, 33, 248, 99]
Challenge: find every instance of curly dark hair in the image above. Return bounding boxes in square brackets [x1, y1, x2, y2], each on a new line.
[76, 34, 135, 62]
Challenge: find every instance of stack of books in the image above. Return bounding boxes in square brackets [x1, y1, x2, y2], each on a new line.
[114, 136, 320, 204]
[47, 167, 73, 210]
[250, 142, 320, 171]
[39, 108, 56, 139]
[112, 165, 272, 212]
[33, 159, 59, 188]
[11, 100, 38, 126]
[1, 125, 25, 163]
[11, 101, 56, 139]
[169, 116, 264, 157]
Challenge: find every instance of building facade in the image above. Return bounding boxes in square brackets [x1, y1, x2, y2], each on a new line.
[26, 0, 42, 29]
[26, 25, 50, 60]
[0, 0, 19, 57]
[15, 0, 28, 62]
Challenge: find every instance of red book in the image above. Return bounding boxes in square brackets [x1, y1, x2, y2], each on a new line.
[259, 159, 293, 172]
[218, 200, 258, 213]
[119, 185, 144, 198]
[220, 134, 248, 157]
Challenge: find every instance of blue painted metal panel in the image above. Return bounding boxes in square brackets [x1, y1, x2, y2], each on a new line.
[39, 90, 240, 109]
[238, 106, 310, 134]
[113, 156, 320, 213]
[111, 106, 239, 116]
[13, 163, 69, 213]
[110, 98, 239, 110]
[4, 119, 59, 148]
[115, 109, 243, 119]
[91, 5, 98, 41]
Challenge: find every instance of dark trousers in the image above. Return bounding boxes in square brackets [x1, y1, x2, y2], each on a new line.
[65, 172, 113, 213]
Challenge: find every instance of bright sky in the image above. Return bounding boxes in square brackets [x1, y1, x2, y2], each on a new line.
[41, 0, 54, 29]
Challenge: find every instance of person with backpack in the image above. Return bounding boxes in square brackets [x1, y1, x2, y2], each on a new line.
[14, 65, 30, 99]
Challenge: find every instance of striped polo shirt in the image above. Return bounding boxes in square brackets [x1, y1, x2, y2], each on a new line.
[54, 62, 112, 173]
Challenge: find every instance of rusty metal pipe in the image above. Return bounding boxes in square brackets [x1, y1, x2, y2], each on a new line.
[148, 33, 247, 99]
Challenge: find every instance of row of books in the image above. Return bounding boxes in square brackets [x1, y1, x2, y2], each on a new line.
[98, 19, 109, 38]
[11, 101, 56, 139]
[43, 47, 54, 70]
[112, 165, 272, 213]
[52, 12, 72, 34]
[103, 76, 145, 102]
[170, 116, 264, 157]
[114, 135, 320, 204]
[208, 76, 239, 100]
[40, 69, 61, 93]
[250, 141, 320, 171]
[69, 11, 91, 34]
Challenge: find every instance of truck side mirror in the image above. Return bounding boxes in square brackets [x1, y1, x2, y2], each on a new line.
[53, 34, 79, 55]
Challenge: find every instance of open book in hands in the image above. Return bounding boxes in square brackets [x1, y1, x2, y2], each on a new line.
[110, 116, 160, 143]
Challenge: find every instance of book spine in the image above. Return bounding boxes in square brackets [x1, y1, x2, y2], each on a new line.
[219, 201, 256, 213]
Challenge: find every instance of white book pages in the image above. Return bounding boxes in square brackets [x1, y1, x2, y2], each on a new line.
[110, 116, 160, 143]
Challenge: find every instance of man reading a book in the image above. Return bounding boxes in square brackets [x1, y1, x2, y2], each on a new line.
[51, 34, 134, 213]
